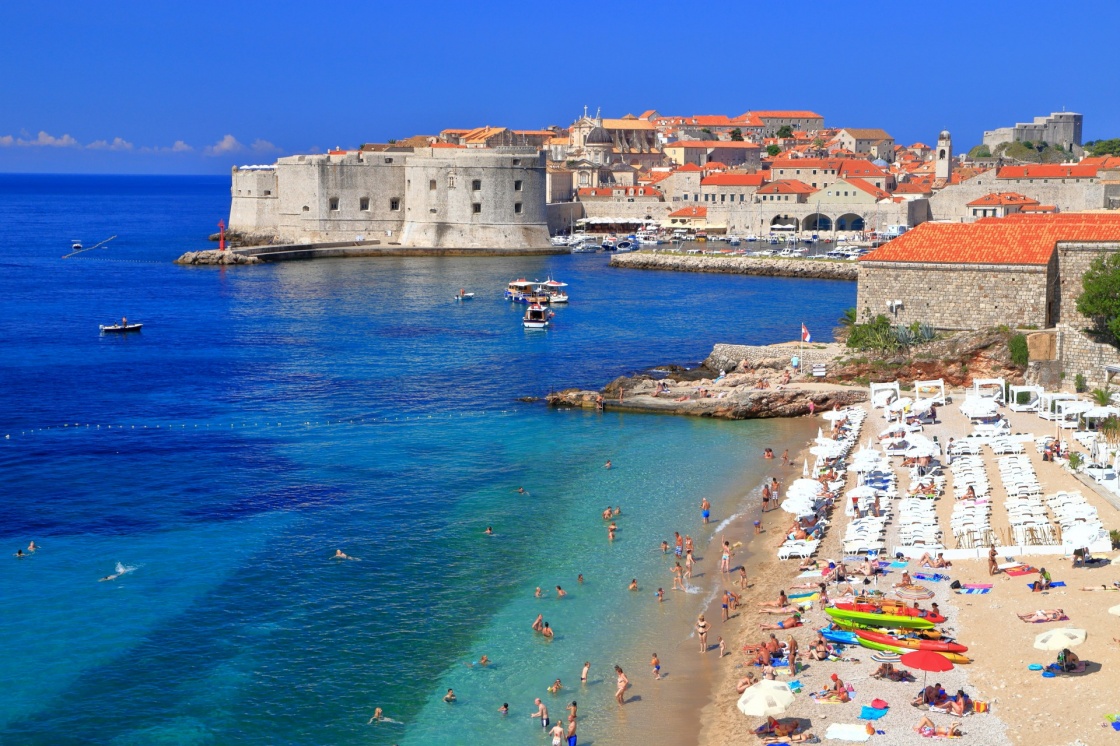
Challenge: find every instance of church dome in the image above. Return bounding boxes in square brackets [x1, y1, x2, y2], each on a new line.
[585, 126, 612, 146]
[939, 130, 951, 140]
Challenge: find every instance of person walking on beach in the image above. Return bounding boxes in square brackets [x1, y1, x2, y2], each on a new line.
[781, 449, 789, 466]
[701, 497, 711, 524]
[684, 550, 695, 580]
[720, 540, 732, 573]
[672, 562, 685, 590]
[771, 477, 780, 501]
[581, 662, 590, 683]
[614, 666, 629, 705]
[696, 614, 710, 652]
[738, 565, 749, 589]
[988, 545, 999, 576]
[718, 636, 726, 657]
[761, 483, 771, 512]
[650, 652, 661, 680]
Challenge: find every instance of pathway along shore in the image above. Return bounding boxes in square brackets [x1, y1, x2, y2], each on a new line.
[610, 251, 858, 280]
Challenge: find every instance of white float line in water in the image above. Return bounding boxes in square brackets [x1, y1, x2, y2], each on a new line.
[3, 409, 522, 441]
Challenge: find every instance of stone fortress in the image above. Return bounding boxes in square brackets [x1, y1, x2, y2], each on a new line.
[229, 147, 550, 250]
[983, 111, 1083, 151]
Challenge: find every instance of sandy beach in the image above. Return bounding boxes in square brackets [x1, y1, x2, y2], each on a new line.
[695, 390, 1120, 746]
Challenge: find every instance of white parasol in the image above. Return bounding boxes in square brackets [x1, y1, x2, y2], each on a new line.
[736, 680, 794, 718]
[1033, 628, 1086, 651]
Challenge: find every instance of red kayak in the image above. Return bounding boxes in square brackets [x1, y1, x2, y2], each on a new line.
[855, 628, 968, 653]
[834, 602, 947, 625]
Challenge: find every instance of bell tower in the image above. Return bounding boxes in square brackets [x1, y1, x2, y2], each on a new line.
[935, 130, 952, 183]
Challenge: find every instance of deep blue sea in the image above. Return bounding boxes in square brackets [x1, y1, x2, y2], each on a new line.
[0, 174, 855, 745]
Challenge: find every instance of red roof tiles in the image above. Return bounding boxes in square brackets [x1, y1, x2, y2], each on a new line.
[669, 206, 707, 218]
[756, 179, 817, 195]
[966, 192, 1040, 207]
[701, 173, 768, 187]
[997, 164, 1098, 179]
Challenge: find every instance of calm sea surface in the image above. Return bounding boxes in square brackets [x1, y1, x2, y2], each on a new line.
[0, 174, 855, 744]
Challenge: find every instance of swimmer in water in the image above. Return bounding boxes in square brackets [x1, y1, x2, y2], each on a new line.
[535, 587, 542, 598]
[542, 622, 554, 639]
[533, 614, 544, 632]
[517, 487, 529, 496]
[605, 460, 611, 469]
[99, 571, 121, 582]
[581, 662, 590, 682]
[556, 586, 567, 598]
[661, 540, 669, 554]
[27, 541, 37, 553]
[479, 655, 490, 666]
[602, 507, 612, 520]
[657, 587, 664, 602]
[499, 703, 509, 715]
[333, 549, 356, 560]
[15, 549, 24, 559]
[485, 526, 493, 535]
[367, 707, 384, 724]
[443, 689, 456, 703]
[629, 578, 638, 591]
[577, 574, 584, 584]
[548, 678, 562, 693]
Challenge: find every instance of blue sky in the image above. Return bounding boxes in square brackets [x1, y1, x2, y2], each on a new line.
[2, 0, 1118, 174]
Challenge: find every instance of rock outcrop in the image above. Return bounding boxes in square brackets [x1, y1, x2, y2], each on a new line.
[547, 385, 867, 420]
[175, 250, 262, 266]
[610, 251, 858, 280]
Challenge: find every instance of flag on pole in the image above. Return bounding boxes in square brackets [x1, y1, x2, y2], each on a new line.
[801, 323, 812, 343]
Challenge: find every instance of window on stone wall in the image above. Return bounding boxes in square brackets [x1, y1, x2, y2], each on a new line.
[473, 203, 482, 214]
[448, 175, 456, 189]
[514, 180, 523, 191]
[329, 197, 339, 211]
[264, 190, 271, 196]
[513, 159, 521, 166]
[360, 197, 370, 211]
[303, 205, 309, 212]
[390, 198, 400, 211]
[515, 203, 523, 214]
[472, 179, 482, 191]
[430, 180, 437, 191]
[384, 158, 393, 164]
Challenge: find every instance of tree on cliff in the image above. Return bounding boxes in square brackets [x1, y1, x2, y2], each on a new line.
[775, 126, 793, 139]
[1077, 252, 1120, 345]
[1086, 139, 1120, 157]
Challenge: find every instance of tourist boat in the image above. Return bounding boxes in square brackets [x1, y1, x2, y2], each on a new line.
[505, 280, 535, 302]
[825, 606, 934, 630]
[600, 236, 617, 251]
[550, 235, 570, 247]
[100, 322, 143, 333]
[833, 601, 947, 624]
[854, 636, 971, 664]
[636, 231, 661, 246]
[522, 303, 552, 329]
[541, 279, 569, 303]
[854, 628, 968, 653]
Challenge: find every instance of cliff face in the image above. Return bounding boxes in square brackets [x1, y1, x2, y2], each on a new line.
[825, 329, 1026, 387]
[610, 252, 858, 280]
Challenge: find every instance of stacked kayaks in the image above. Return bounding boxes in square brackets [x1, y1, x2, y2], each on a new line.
[824, 606, 970, 663]
[832, 601, 947, 624]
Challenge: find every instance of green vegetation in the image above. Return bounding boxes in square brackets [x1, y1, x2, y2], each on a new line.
[1016, 390, 1033, 406]
[766, 144, 781, 157]
[1109, 529, 1120, 550]
[1075, 373, 1088, 393]
[968, 144, 992, 159]
[846, 315, 936, 352]
[1068, 451, 1084, 471]
[1091, 388, 1113, 406]
[1009, 333, 1029, 367]
[1086, 139, 1120, 157]
[729, 128, 743, 142]
[1077, 252, 1120, 346]
[701, 128, 713, 137]
[993, 140, 1070, 163]
[775, 125, 793, 139]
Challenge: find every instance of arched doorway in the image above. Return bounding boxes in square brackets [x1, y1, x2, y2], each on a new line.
[836, 213, 865, 231]
[803, 213, 832, 231]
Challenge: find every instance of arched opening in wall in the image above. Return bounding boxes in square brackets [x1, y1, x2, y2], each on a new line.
[803, 213, 832, 231]
[770, 215, 799, 231]
[836, 213, 865, 231]
[939, 149, 946, 160]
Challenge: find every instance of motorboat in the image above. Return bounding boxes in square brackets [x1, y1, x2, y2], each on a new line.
[454, 290, 475, 301]
[600, 236, 617, 251]
[504, 280, 535, 302]
[541, 278, 569, 303]
[614, 240, 634, 252]
[522, 303, 552, 329]
[71, 239, 83, 251]
[550, 235, 570, 247]
[100, 321, 143, 333]
[636, 231, 661, 246]
[727, 235, 741, 246]
[569, 240, 600, 253]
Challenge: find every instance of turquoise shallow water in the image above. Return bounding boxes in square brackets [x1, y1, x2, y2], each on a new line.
[0, 175, 855, 744]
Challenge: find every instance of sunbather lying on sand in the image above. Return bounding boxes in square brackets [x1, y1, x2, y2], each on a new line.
[872, 662, 916, 682]
[758, 605, 802, 615]
[754, 716, 800, 738]
[759, 733, 814, 744]
[1017, 609, 1067, 623]
[914, 716, 962, 737]
[759, 614, 802, 630]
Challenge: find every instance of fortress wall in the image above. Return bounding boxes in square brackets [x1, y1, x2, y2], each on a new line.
[229, 169, 279, 239]
[928, 180, 1105, 223]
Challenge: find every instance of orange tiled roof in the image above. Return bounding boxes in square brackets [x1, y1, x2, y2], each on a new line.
[893, 182, 931, 194]
[701, 173, 767, 187]
[732, 113, 764, 127]
[862, 216, 1120, 266]
[966, 192, 1040, 207]
[845, 178, 891, 200]
[749, 110, 824, 119]
[840, 128, 892, 140]
[839, 160, 887, 178]
[676, 163, 703, 172]
[997, 164, 1098, 179]
[756, 179, 817, 195]
[668, 206, 707, 218]
[667, 140, 760, 149]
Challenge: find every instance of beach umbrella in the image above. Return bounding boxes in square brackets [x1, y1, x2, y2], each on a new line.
[1108, 603, 1120, 617]
[1033, 628, 1087, 651]
[900, 649, 954, 685]
[787, 479, 824, 498]
[1061, 523, 1105, 548]
[810, 444, 843, 459]
[823, 410, 848, 421]
[736, 681, 794, 718]
[846, 485, 880, 499]
[803, 458, 809, 477]
[910, 398, 936, 414]
[887, 397, 913, 412]
[781, 498, 816, 514]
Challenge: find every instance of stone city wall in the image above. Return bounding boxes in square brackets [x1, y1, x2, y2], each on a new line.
[856, 260, 1054, 330]
[928, 179, 1105, 223]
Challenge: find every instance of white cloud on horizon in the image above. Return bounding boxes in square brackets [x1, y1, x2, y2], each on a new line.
[171, 140, 193, 152]
[0, 130, 82, 148]
[205, 134, 244, 156]
[251, 138, 280, 154]
[88, 137, 134, 151]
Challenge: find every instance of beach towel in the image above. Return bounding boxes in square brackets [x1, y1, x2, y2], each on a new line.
[889, 561, 909, 569]
[824, 723, 871, 741]
[956, 587, 990, 595]
[859, 706, 889, 720]
[963, 583, 993, 589]
[1005, 566, 1038, 577]
[914, 573, 949, 582]
[798, 570, 823, 578]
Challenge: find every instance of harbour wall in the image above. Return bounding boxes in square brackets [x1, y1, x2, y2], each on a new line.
[609, 251, 858, 280]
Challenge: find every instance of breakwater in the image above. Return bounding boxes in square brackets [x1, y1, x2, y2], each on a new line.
[610, 251, 858, 280]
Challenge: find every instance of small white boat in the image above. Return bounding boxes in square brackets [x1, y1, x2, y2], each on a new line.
[523, 303, 552, 329]
[100, 322, 143, 333]
[454, 291, 475, 301]
[727, 235, 741, 246]
[600, 237, 617, 251]
[71, 239, 83, 251]
[569, 241, 599, 253]
[541, 278, 569, 303]
[550, 235, 570, 247]
[615, 240, 634, 252]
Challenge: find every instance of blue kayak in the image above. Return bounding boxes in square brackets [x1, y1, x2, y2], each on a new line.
[819, 626, 858, 645]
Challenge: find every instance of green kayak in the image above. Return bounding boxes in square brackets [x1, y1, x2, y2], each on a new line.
[825, 606, 934, 630]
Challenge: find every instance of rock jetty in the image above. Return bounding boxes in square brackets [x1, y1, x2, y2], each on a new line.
[175, 250, 261, 266]
[610, 251, 857, 280]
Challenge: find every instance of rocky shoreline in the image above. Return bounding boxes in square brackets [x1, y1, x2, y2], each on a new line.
[610, 251, 858, 280]
[175, 250, 262, 266]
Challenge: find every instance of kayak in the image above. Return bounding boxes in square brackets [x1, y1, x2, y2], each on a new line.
[855, 628, 968, 653]
[819, 627, 859, 645]
[856, 636, 971, 664]
[826, 607, 934, 630]
[831, 619, 946, 639]
[834, 601, 947, 624]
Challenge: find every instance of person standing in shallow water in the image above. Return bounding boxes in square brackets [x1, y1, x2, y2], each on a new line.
[614, 665, 629, 705]
[701, 497, 711, 523]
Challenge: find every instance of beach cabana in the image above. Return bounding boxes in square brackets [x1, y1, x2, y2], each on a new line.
[959, 396, 999, 422]
[1009, 385, 1044, 412]
[1056, 400, 1092, 430]
[1038, 392, 1078, 421]
[972, 378, 1006, 403]
[869, 381, 901, 410]
[914, 379, 946, 407]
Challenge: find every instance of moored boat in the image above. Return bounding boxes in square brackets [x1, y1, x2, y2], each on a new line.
[100, 322, 143, 333]
[505, 280, 535, 302]
[522, 303, 551, 329]
[541, 279, 569, 303]
[825, 606, 934, 630]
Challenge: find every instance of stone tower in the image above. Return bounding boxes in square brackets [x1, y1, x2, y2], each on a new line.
[935, 130, 953, 183]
